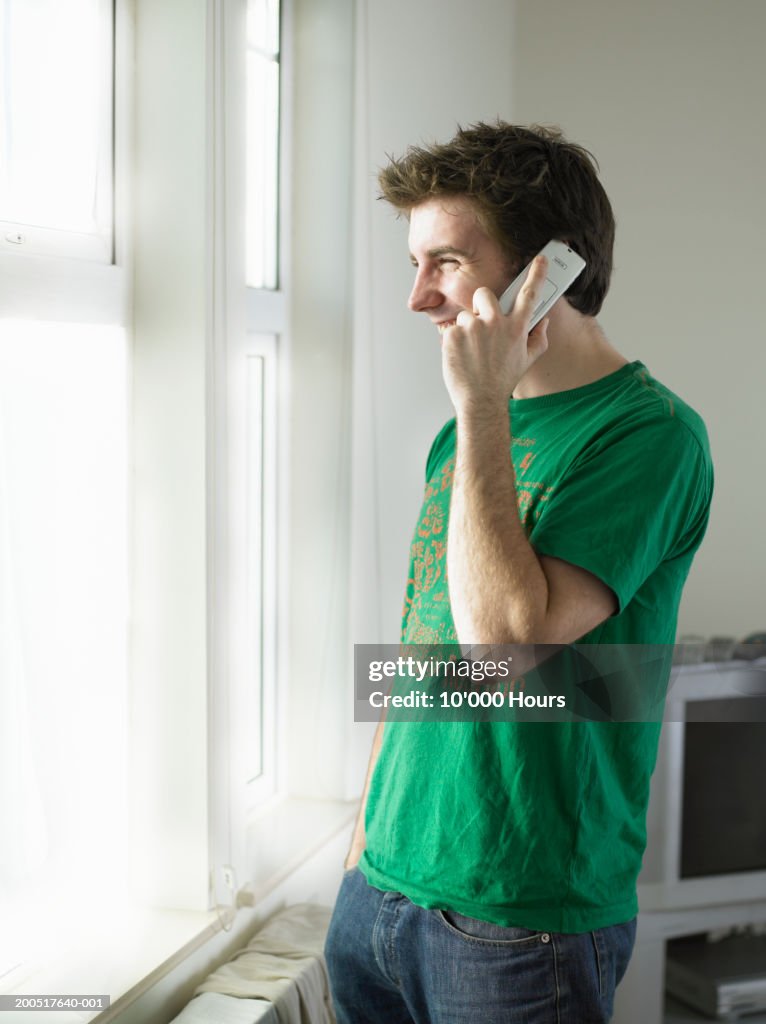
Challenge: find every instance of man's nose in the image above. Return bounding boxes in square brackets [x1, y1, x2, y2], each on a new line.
[408, 269, 442, 313]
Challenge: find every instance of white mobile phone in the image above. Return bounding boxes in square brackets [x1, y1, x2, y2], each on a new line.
[498, 239, 586, 329]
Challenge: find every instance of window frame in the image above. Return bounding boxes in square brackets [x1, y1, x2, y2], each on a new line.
[207, 0, 291, 895]
[242, 0, 288, 805]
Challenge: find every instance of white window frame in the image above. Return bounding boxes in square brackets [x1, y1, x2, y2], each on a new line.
[207, 0, 291, 896]
[242, 0, 289, 810]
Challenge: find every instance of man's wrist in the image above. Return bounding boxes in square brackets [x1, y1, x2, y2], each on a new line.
[455, 401, 510, 439]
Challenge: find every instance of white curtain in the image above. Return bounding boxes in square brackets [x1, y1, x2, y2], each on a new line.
[0, 320, 129, 954]
[0, 401, 47, 889]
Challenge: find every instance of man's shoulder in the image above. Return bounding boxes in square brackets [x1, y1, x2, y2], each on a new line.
[619, 363, 710, 457]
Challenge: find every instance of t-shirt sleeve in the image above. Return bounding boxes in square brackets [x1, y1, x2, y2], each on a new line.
[425, 417, 457, 481]
[527, 416, 713, 613]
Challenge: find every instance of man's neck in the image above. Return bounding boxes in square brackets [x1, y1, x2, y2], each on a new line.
[512, 306, 629, 400]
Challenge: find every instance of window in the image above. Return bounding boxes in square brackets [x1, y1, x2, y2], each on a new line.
[0, 319, 129, 920]
[0, 0, 126, 986]
[0, 0, 114, 261]
[238, 0, 284, 807]
[246, 0, 281, 289]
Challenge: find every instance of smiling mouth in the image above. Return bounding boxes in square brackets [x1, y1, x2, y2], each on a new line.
[437, 320, 456, 333]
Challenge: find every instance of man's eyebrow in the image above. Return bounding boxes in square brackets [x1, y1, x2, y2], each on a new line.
[409, 245, 474, 263]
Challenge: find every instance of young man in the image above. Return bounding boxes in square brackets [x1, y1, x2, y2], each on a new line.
[325, 123, 713, 1023]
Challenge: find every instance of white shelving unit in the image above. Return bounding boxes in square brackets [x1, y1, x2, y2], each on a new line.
[613, 892, 766, 1022]
[612, 660, 766, 1022]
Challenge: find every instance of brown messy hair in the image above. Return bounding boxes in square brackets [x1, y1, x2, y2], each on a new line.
[378, 122, 614, 317]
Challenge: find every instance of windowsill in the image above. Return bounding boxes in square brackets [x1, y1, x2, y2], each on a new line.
[0, 907, 220, 1023]
[0, 796, 356, 1024]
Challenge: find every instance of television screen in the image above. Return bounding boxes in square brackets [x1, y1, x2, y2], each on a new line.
[680, 697, 766, 878]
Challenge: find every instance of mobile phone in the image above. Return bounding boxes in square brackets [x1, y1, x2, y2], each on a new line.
[498, 240, 586, 329]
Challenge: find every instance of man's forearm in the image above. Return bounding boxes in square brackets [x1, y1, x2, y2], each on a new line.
[448, 406, 550, 646]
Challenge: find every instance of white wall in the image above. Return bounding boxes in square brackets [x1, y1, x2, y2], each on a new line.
[511, 0, 766, 636]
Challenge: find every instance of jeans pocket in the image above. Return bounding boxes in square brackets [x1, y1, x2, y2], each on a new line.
[590, 918, 638, 1012]
[437, 908, 547, 946]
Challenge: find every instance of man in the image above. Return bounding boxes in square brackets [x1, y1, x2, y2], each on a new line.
[325, 123, 713, 1023]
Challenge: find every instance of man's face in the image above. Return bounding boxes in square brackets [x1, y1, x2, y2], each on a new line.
[407, 196, 513, 333]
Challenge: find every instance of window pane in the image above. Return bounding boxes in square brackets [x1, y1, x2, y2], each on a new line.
[0, 0, 113, 242]
[0, 319, 128, 969]
[247, 0, 279, 58]
[228, 337, 277, 792]
[245, 353, 266, 782]
[246, 6, 280, 289]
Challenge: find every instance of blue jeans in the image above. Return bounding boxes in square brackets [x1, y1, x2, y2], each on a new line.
[325, 867, 636, 1024]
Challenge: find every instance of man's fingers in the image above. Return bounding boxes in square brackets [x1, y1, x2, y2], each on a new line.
[472, 286, 500, 319]
[527, 317, 550, 362]
[513, 254, 548, 322]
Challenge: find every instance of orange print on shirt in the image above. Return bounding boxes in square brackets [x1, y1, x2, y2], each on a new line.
[413, 545, 442, 593]
[519, 452, 536, 475]
[440, 457, 455, 492]
[517, 481, 554, 532]
[417, 501, 446, 539]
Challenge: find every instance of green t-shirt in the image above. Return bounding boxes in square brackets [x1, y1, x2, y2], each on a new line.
[359, 361, 713, 933]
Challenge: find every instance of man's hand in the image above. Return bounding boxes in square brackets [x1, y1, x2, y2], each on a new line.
[343, 718, 386, 873]
[441, 254, 550, 415]
[343, 845, 364, 872]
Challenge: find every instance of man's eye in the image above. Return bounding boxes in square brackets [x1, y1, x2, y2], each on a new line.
[438, 257, 459, 267]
